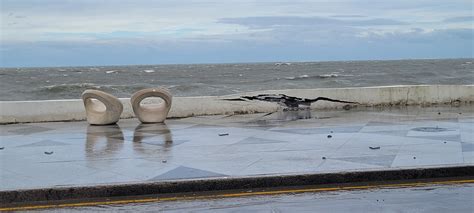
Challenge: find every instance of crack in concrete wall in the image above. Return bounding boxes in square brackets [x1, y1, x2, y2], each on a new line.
[225, 94, 358, 109]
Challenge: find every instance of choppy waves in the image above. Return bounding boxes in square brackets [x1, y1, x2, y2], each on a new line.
[1, 59, 472, 101]
[37, 83, 149, 97]
[284, 73, 354, 80]
[41, 83, 102, 92]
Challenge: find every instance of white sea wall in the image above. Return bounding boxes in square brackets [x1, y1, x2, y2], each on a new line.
[1, 85, 473, 124]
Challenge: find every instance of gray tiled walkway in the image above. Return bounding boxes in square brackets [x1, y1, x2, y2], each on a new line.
[1, 106, 473, 191]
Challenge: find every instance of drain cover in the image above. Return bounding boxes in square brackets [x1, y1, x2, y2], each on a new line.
[411, 127, 448, 132]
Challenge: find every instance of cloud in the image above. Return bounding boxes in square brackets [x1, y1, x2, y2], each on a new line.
[2, 26, 471, 67]
[443, 16, 474, 23]
[363, 28, 473, 43]
[330, 15, 367, 18]
[218, 16, 407, 29]
[0, 0, 473, 67]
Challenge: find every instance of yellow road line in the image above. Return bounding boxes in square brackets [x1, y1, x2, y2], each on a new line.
[1, 179, 473, 211]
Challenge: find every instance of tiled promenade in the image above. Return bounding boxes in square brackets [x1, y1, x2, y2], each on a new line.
[1, 106, 473, 191]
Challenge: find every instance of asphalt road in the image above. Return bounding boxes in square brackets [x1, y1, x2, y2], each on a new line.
[29, 183, 474, 213]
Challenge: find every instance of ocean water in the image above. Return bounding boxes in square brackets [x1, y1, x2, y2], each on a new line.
[0, 59, 472, 101]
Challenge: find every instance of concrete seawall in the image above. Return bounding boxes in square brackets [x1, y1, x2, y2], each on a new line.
[1, 85, 473, 124]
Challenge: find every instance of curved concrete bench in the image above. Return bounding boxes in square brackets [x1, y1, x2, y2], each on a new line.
[82, 90, 123, 125]
[131, 88, 172, 123]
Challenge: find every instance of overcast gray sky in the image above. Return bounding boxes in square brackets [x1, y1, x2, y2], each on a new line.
[1, 0, 472, 67]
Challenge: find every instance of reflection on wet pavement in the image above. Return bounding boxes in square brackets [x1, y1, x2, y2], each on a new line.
[133, 123, 174, 158]
[86, 125, 124, 159]
[274, 110, 313, 121]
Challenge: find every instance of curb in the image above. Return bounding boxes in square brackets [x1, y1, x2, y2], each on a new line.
[1, 165, 473, 205]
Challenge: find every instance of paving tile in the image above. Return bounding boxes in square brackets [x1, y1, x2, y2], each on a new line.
[458, 118, 474, 123]
[0, 170, 44, 190]
[391, 153, 464, 167]
[86, 158, 173, 180]
[361, 123, 413, 131]
[461, 143, 474, 152]
[254, 131, 327, 144]
[333, 155, 396, 167]
[406, 129, 460, 137]
[271, 126, 363, 135]
[0, 135, 45, 147]
[342, 133, 407, 147]
[461, 132, 474, 143]
[398, 141, 462, 156]
[17, 139, 70, 147]
[365, 121, 400, 126]
[463, 152, 474, 164]
[173, 153, 261, 176]
[364, 130, 409, 137]
[235, 137, 288, 145]
[217, 140, 287, 154]
[315, 159, 384, 172]
[408, 134, 461, 142]
[58, 171, 138, 187]
[238, 149, 328, 175]
[3, 161, 101, 189]
[278, 133, 352, 151]
[149, 166, 227, 181]
[331, 145, 400, 158]
[8, 125, 54, 135]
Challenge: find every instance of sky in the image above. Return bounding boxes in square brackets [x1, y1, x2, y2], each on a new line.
[0, 0, 473, 67]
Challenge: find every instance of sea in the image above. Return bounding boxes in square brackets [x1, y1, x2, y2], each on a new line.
[0, 58, 472, 101]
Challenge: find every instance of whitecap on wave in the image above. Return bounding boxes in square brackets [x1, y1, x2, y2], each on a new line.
[284, 73, 353, 80]
[41, 83, 101, 92]
[39, 83, 152, 95]
[285, 74, 309, 80]
[318, 73, 339, 78]
[168, 83, 206, 92]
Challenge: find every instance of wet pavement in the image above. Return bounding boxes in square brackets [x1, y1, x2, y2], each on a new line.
[32, 184, 474, 212]
[1, 106, 473, 191]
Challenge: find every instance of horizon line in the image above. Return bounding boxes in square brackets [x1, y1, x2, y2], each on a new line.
[1, 57, 472, 69]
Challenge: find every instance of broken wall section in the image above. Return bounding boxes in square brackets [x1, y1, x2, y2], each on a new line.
[236, 85, 473, 109]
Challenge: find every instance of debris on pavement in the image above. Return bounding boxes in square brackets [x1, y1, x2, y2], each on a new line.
[327, 135, 332, 138]
[322, 157, 327, 160]
[0, 147, 4, 150]
[369, 146, 381, 150]
[218, 133, 229, 136]
[44, 151, 54, 155]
